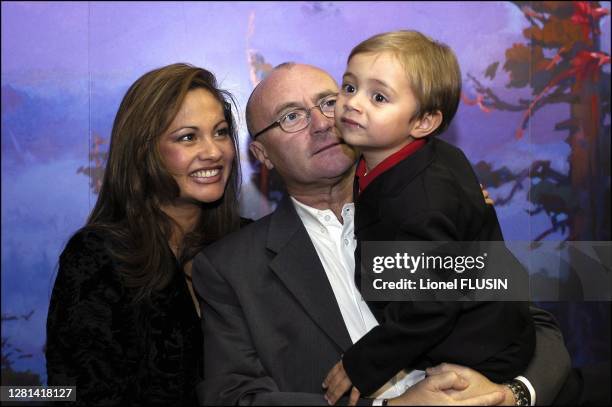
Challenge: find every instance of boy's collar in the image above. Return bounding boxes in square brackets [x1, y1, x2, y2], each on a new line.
[356, 138, 427, 194]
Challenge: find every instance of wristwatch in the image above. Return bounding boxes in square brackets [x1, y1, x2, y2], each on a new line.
[504, 379, 531, 406]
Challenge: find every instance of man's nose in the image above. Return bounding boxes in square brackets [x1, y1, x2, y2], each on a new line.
[309, 107, 334, 135]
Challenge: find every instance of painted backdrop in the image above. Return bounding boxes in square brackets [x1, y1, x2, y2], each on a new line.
[2, 1, 610, 386]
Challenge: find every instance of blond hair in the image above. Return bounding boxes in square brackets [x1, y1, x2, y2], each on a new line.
[348, 30, 461, 136]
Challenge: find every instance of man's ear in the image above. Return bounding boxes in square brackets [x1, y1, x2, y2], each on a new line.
[249, 141, 275, 170]
[410, 111, 443, 139]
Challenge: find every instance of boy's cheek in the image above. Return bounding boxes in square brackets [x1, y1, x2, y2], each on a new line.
[334, 96, 346, 117]
[334, 106, 346, 134]
[335, 126, 347, 142]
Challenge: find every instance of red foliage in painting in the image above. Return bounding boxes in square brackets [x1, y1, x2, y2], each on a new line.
[571, 1, 610, 37]
[77, 133, 108, 194]
[461, 93, 491, 113]
[466, 1, 610, 241]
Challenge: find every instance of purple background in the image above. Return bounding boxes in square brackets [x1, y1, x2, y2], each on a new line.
[2, 1, 610, 384]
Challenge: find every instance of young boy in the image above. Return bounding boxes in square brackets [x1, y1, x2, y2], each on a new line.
[322, 30, 535, 404]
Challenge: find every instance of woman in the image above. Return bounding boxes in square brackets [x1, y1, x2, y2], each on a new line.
[46, 63, 241, 405]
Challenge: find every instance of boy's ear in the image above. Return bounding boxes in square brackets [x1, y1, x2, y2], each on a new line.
[249, 141, 275, 170]
[410, 111, 443, 139]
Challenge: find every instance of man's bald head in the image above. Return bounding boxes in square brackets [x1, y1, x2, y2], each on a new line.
[245, 63, 336, 138]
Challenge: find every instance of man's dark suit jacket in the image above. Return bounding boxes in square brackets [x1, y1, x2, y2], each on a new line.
[192, 194, 569, 405]
[346, 138, 535, 395]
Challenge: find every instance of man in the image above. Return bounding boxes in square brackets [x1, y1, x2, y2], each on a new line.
[192, 63, 570, 405]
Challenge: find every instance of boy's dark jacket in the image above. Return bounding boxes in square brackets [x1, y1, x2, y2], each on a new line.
[345, 137, 535, 395]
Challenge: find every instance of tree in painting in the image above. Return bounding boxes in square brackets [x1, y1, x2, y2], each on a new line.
[464, 0, 610, 371]
[77, 133, 108, 195]
[1, 312, 41, 385]
[467, 1, 610, 242]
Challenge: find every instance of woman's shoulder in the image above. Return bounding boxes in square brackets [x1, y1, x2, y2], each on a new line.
[61, 227, 115, 264]
[57, 226, 123, 292]
[63, 226, 108, 250]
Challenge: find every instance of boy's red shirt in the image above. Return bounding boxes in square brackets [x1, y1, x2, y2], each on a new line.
[356, 138, 427, 194]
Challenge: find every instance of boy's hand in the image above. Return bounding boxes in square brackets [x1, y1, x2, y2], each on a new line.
[348, 387, 361, 406]
[322, 361, 360, 405]
[480, 184, 495, 205]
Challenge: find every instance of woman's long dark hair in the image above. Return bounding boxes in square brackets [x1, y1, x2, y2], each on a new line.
[86, 63, 241, 303]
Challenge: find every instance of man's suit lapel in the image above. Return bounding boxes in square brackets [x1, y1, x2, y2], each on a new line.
[267, 196, 353, 352]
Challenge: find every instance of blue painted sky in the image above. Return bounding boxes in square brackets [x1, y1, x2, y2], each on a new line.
[2, 1, 610, 383]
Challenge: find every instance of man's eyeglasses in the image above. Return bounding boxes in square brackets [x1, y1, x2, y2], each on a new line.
[251, 94, 337, 139]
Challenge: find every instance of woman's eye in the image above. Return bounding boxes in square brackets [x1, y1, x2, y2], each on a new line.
[342, 83, 356, 94]
[178, 133, 195, 142]
[215, 127, 230, 137]
[373, 93, 387, 103]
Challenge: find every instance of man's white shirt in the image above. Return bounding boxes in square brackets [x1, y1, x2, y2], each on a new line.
[291, 197, 536, 405]
[292, 197, 424, 400]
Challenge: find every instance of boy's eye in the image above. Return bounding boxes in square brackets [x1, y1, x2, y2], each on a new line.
[342, 83, 356, 94]
[373, 93, 388, 103]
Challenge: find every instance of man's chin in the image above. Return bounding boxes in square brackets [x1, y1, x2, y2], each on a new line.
[338, 143, 359, 162]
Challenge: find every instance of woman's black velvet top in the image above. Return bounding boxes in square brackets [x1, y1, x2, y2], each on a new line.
[46, 229, 202, 406]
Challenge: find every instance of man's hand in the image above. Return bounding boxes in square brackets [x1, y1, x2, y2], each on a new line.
[480, 184, 495, 205]
[322, 361, 360, 405]
[426, 363, 516, 406]
[386, 370, 504, 406]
